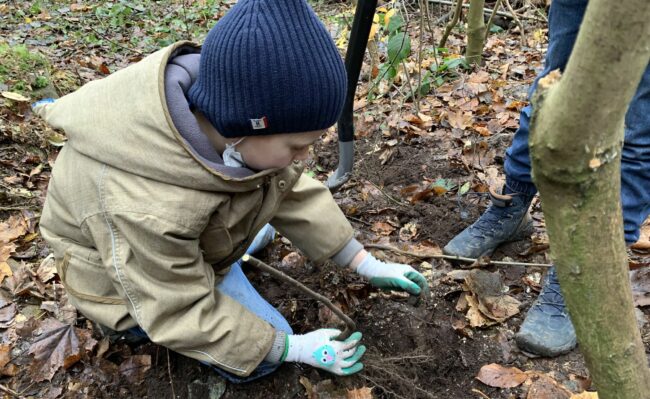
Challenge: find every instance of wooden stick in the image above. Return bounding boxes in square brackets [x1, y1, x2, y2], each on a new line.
[503, 0, 525, 43]
[429, 0, 546, 22]
[166, 349, 176, 399]
[484, 0, 503, 41]
[242, 255, 357, 340]
[364, 243, 552, 268]
[0, 383, 21, 398]
[439, 0, 463, 48]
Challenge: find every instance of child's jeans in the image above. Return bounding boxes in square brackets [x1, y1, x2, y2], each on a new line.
[503, 0, 650, 243]
[129, 224, 292, 383]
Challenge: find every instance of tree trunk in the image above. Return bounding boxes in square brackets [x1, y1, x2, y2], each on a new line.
[529, 1, 650, 398]
[465, 0, 486, 64]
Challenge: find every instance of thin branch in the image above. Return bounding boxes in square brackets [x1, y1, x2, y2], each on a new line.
[429, 0, 545, 22]
[364, 243, 552, 268]
[439, 0, 463, 48]
[87, 25, 143, 56]
[484, 0, 503, 41]
[0, 384, 21, 398]
[502, 0, 525, 43]
[167, 349, 176, 399]
[242, 255, 357, 340]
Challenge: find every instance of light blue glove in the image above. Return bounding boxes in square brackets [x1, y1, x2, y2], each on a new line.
[282, 329, 365, 376]
[355, 253, 429, 296]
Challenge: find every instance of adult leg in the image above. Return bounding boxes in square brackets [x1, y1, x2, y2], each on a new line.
[444, 0, 588, 259]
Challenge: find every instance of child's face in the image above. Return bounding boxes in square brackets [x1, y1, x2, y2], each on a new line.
[238, 130, 324, 170]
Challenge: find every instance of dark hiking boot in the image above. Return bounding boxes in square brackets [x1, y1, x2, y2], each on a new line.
[443, 187, 534, 259]
[515, 267, 577, 357]
[97, 324, 149, 345]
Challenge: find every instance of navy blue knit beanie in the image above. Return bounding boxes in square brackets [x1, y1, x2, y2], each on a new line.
[188, 0, 347, 138]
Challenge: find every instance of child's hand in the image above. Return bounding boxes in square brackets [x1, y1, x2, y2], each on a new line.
[354, 253, 430, 296]
[283, 329, 365, 376]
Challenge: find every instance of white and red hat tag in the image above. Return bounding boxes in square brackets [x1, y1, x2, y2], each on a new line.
[250, 116, 269, 130]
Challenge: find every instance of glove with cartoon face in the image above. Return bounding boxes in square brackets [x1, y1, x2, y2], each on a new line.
[282, 329, 365, 376]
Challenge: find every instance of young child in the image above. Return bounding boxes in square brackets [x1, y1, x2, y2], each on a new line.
[33, 0, 428, 382]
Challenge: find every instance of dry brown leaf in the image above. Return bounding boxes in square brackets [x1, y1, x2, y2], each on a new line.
[371, 221, 396, 236]
[0, 344, 11, 369]
[347, 386, 373, 399]
[28, 318, 88, 382]
[447, 111, 473, 130]
[526, 375, 572, 399]
[281, 252, 306, 269]
[570, 392, 598, 399]
[1, 91, 30, 102]
[466, 294, 496, 327]
[119, 355, 151, 384]
[0, 303, 17, 328]
[476, 363, 527, 388]
[466, 270, 521, 322]
[398, 222, 418, 241]
[37, 254, 57, 283]
[0, 215, 28, 244]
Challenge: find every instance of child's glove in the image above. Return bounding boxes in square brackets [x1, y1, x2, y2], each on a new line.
[355, 253, 429, 296]
[283, 329, 365, 376]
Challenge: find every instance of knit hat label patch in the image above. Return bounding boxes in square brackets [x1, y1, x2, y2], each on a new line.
[250, 116, 269, 130]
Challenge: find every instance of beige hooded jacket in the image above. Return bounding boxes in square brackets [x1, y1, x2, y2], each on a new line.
[34, 42, 354, 376]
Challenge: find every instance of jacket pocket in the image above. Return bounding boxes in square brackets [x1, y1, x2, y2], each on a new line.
[57, 249, 126, 305]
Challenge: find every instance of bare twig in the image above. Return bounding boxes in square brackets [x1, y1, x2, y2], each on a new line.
[429, 0, 545, 22]
[484, 0, 503, 41]
[0, 383, 21, 398]
[364, 243, 552, 268]
[439, 0, 463, 48]
[471, 388, 492, 399]
[87, 25, 143, 56]
[242, 255, 356, 340]
[180, 0, 191, 41]
[166, 348, 176, 399]
[503, 0, 525, 43]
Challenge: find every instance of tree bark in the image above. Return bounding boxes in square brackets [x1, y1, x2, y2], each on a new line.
[465, 0, 486, 64]
[529, 1, 650, 398]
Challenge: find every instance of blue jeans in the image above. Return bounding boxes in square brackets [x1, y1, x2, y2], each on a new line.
[504, 0, 650, 244]
[130, 224, 291, 383]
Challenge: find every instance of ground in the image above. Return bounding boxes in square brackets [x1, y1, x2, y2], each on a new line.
[0, 1, 648, 398]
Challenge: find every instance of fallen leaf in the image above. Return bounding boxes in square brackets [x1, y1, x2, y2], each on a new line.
[466, 294, 495, 327]
[1, 91, 30, 102]
[371, 221, 396, 236]
[281, 252, 305, 269]
[476, 363, 527, 388]
[347, 386, 373, 399]
[570, 392, 598, 399]
[447, 111, 473, 130]
[42, 387, 64, 399]
[0, 303, 17, 327]
[300, 376, 315, 399]
[119, 355, 151, 384]
[36, 254, 57, 283]
[16, 317, 40, 338]
[466, 270, 521, 322]
[28, 318, 87, 382]
[526, 374, 572, 399]
[398, 222, 418, 241]
[0, 344, 11, 368]
[0, 215, 28, 243]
